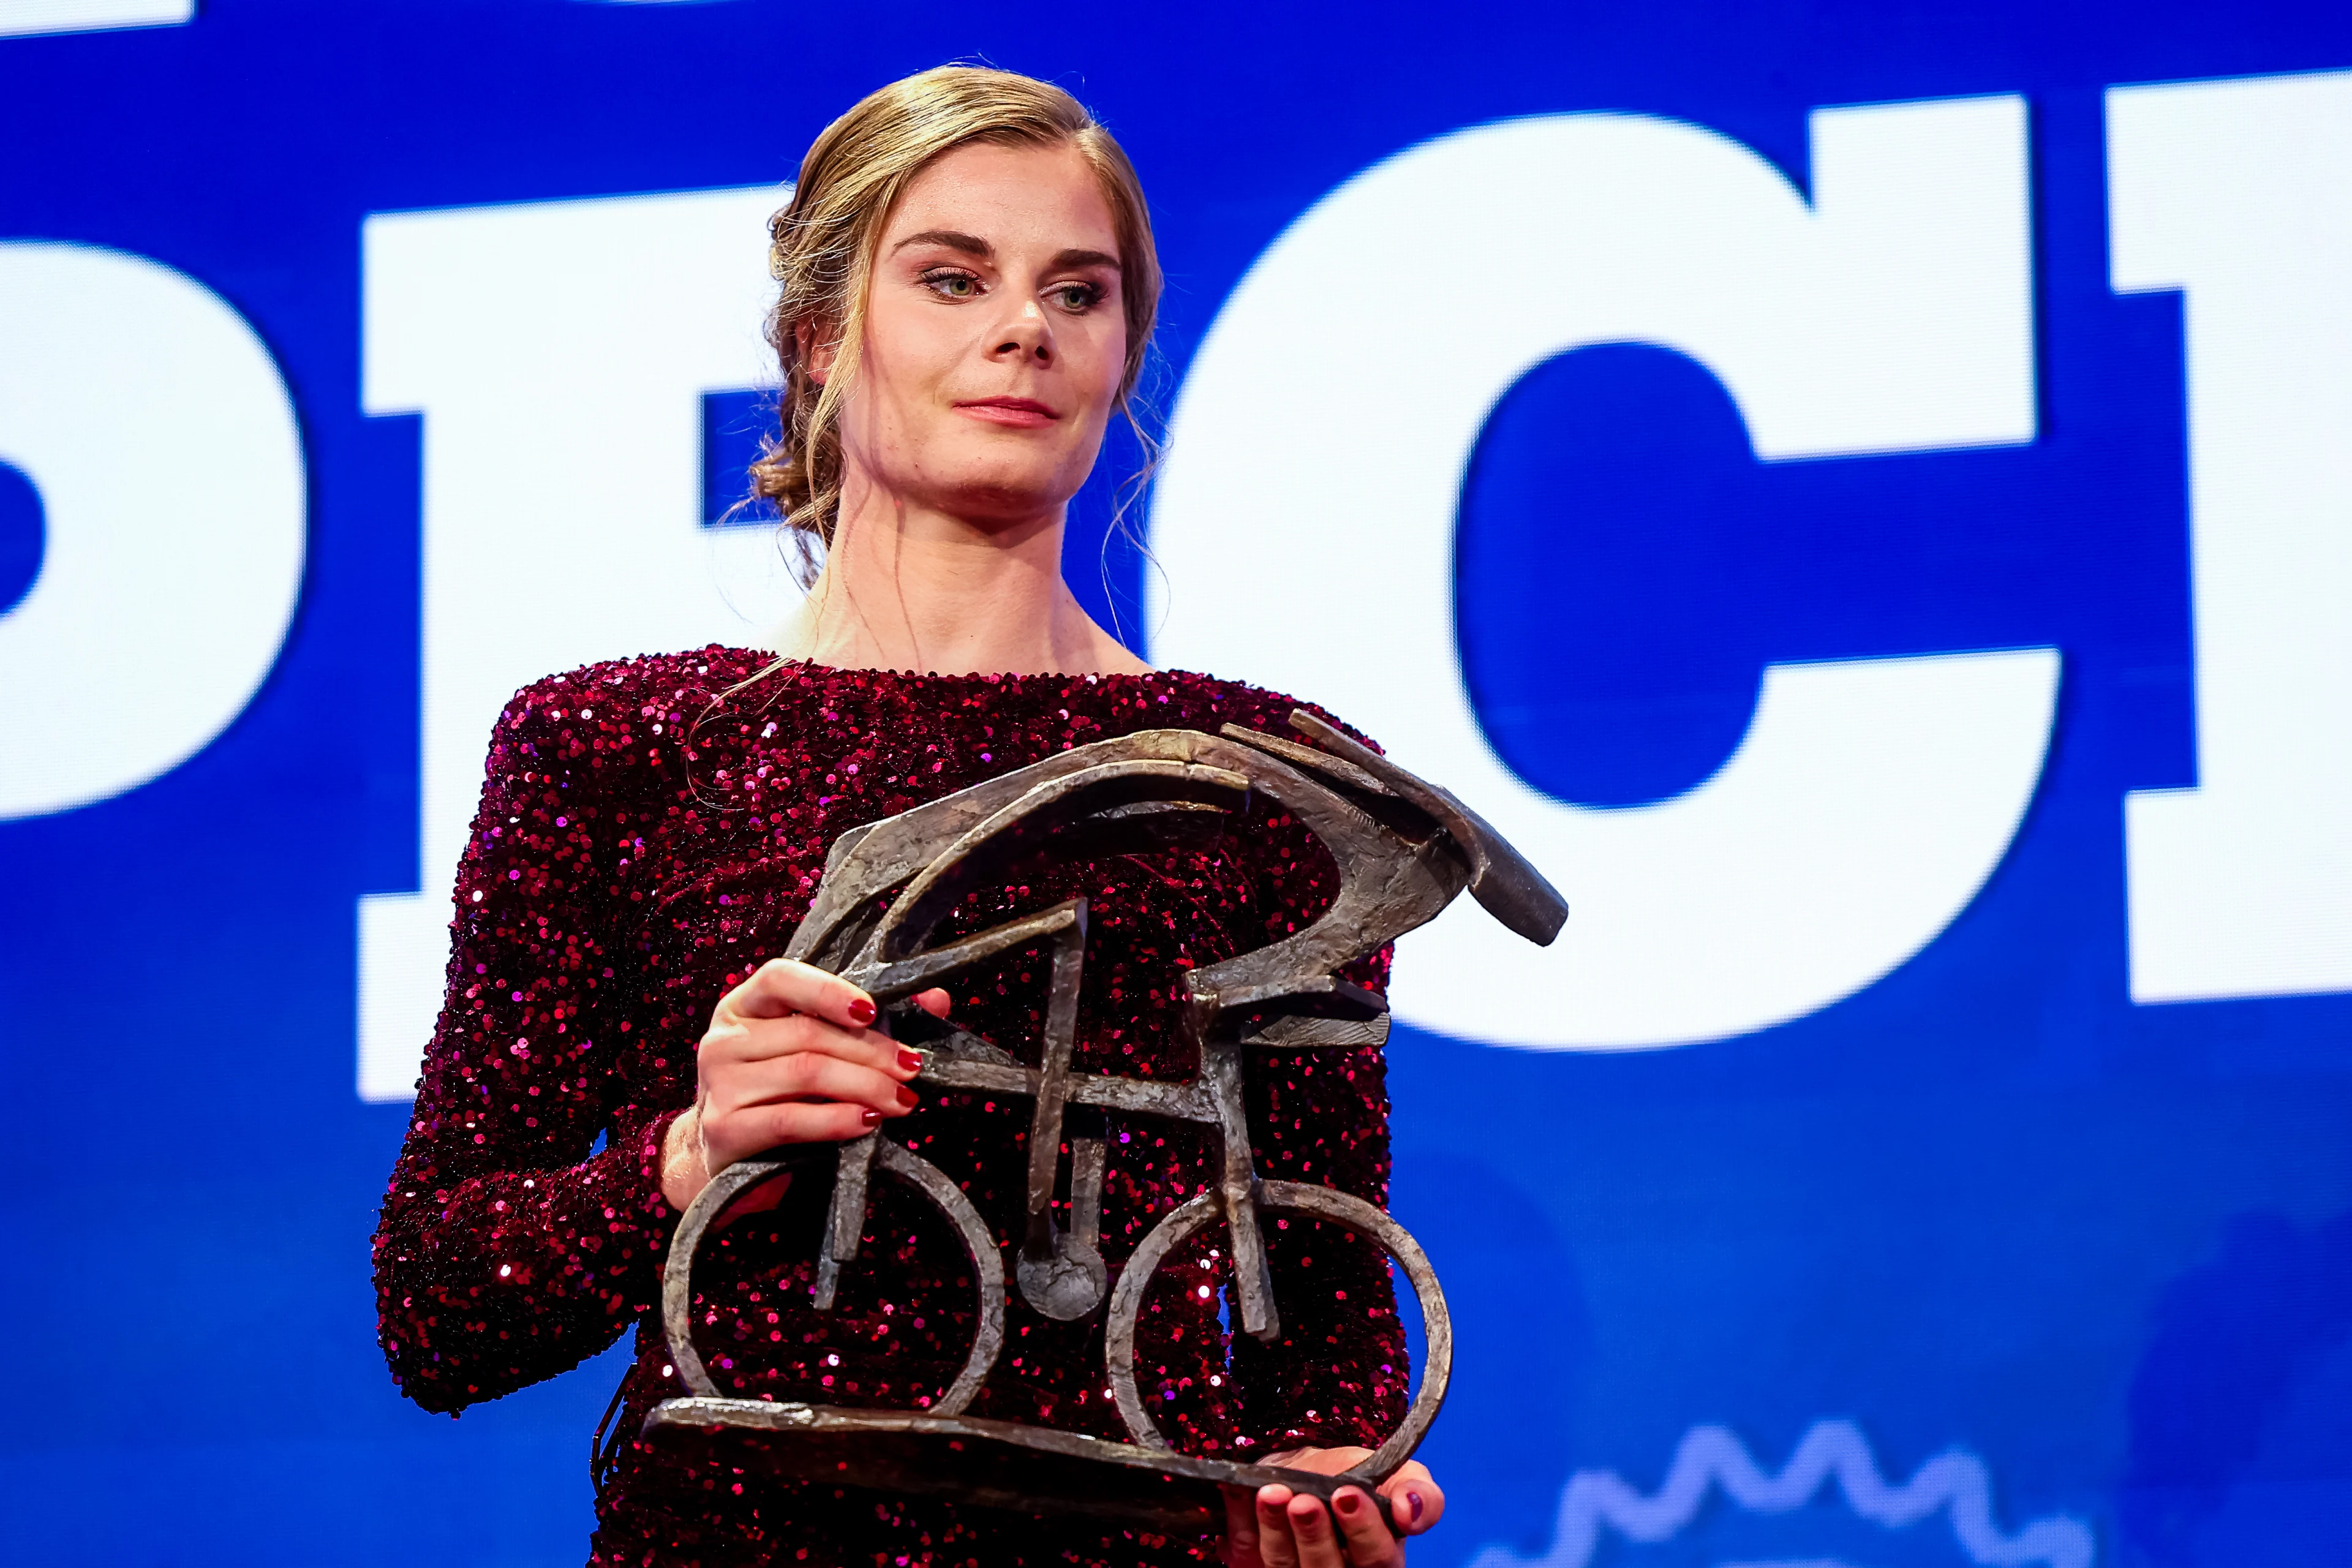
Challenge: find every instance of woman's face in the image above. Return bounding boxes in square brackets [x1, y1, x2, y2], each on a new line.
[824, 139, 1129, 531]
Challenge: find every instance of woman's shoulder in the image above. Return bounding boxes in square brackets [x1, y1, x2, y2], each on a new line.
[483, 647, 786, 804]
[1112, 667, 1382, 756]
[500, 644, 776, 722]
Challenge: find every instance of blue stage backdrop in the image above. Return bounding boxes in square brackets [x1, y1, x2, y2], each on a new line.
[5, 2, 2352, 1564]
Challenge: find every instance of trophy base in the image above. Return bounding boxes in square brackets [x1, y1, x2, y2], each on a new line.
[641, 1397, 1395, 1536]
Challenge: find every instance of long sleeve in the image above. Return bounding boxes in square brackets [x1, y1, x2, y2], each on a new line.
[372, 676, 684, 1412]
[1230, 794, 1412, 1455]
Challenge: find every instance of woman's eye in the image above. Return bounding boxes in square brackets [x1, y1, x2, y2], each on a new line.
[922, 270, 979, 300]
[1050, 283, 1099, 312]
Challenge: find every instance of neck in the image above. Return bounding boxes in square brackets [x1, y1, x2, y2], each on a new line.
[764, 484, 1149, 677]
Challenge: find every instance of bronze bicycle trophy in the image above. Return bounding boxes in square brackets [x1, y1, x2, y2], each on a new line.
[644, 710, 1566, 1532]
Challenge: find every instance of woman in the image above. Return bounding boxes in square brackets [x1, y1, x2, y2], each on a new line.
[373, 66, 1444, 1568]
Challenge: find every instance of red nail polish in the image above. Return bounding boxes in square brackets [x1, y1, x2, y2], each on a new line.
[897, 1048, 922, 1072]
[895, 1085, 919, 1110]
[847, 998, 876, 1025]
[1408, 1491, 1424, 1523]
[1334, 1492, 1360, 1515]
[859, 1109, 881, 1126]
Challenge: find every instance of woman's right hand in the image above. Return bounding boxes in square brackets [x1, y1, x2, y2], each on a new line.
[660, 959, 951, 1212]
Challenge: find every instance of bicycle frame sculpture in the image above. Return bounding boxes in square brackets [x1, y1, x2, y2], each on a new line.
[644, 712, 1567, 1532]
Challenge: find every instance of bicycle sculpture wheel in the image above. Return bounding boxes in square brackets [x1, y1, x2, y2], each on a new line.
[643, 711, 1567, 1532]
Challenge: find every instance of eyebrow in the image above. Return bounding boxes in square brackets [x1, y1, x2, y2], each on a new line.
[890, 229, 1122, 274]
[893, 228, 991, 258]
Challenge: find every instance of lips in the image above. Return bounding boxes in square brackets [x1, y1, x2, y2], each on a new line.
[954, 396, 1058, 429]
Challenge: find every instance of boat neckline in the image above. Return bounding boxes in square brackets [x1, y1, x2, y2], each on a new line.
[686, 649, 1224, 685]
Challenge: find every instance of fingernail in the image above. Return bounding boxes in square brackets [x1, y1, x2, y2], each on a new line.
[847, 998, 876, 1025]
[1408, 1490, 1424, 1523]
[895, 1085, 919, 1110]
[860, 1108, 881, 1126]
[1334, 1492, 1360, 1516]
[897, 1048, 922, 1072]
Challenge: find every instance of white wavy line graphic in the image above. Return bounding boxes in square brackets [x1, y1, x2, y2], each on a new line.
[1465, 1420, 2094, 1568]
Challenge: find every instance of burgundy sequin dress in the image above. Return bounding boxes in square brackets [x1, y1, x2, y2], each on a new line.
[372, 648, 1410, 1567]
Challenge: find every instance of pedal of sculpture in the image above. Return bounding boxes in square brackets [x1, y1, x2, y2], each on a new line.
[641, 711, 1567, 1532]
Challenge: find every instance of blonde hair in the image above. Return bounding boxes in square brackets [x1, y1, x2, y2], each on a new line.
[747, 66, 1163, 580]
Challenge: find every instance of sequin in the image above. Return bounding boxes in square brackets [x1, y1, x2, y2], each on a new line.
[372, 648, 1405, 1566]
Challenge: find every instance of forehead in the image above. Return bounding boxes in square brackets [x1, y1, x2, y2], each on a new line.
[884, 141, 1120, 256]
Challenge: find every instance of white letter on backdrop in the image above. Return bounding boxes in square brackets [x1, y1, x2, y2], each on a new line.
[359, 186, 803, 1102]
[0, 243, 304, 821]
[1148, 97, 2057, 1049]
[0, 1, 193, 40]
[2113, 70, 2352, 1004]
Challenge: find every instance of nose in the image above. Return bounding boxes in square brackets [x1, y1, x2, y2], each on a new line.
[987, 297, 1054, 368]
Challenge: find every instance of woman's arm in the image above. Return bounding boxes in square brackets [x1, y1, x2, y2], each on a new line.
[1224, 773, 1446, 1562]
[371, 677, 680, 1412]
[1232, 1031, 1411, 1452]
[1224, 784, 1415, 1450]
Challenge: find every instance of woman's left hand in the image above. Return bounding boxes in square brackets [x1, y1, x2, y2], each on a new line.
[1220, 1447, 1444, 1567]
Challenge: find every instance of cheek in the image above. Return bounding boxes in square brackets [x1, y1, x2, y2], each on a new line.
[1076, 320, 1129, 412]
[861, 299, 963, 410]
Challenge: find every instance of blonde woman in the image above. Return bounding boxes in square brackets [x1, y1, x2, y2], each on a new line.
[372, 66, 1446, 1568]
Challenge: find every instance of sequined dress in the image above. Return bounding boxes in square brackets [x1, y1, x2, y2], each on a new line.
[372, 649, 1410, 1567]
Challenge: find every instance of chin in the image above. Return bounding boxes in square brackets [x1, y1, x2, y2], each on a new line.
[948, 484, 1079, 530]
[926, 454, 1089, 524]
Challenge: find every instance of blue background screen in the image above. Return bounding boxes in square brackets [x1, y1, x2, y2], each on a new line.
[4, 4, 2350, 1566]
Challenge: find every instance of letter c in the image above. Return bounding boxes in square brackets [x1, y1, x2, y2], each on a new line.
[1148, 98, 2057, 1048]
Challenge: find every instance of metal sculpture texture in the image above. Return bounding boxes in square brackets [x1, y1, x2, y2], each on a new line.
[644, 712, 1567, 1531]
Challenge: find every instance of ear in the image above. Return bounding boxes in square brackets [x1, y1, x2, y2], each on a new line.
[797, 317, 840, 387]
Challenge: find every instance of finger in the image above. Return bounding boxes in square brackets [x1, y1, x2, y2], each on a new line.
[728, 958, 878, 1028]
[723, 1098, 893, 1151]
[1254, 1487, 1301, 1568]
[912, 987, 951, 1019]
[726, 1014, 919, 1080]
[1284, 1491, 1347, 1568]
[1378, 1466, 1444, 1536]
[1330, 1487, 1400, 1566]
[718, 1054, 916, 1118]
